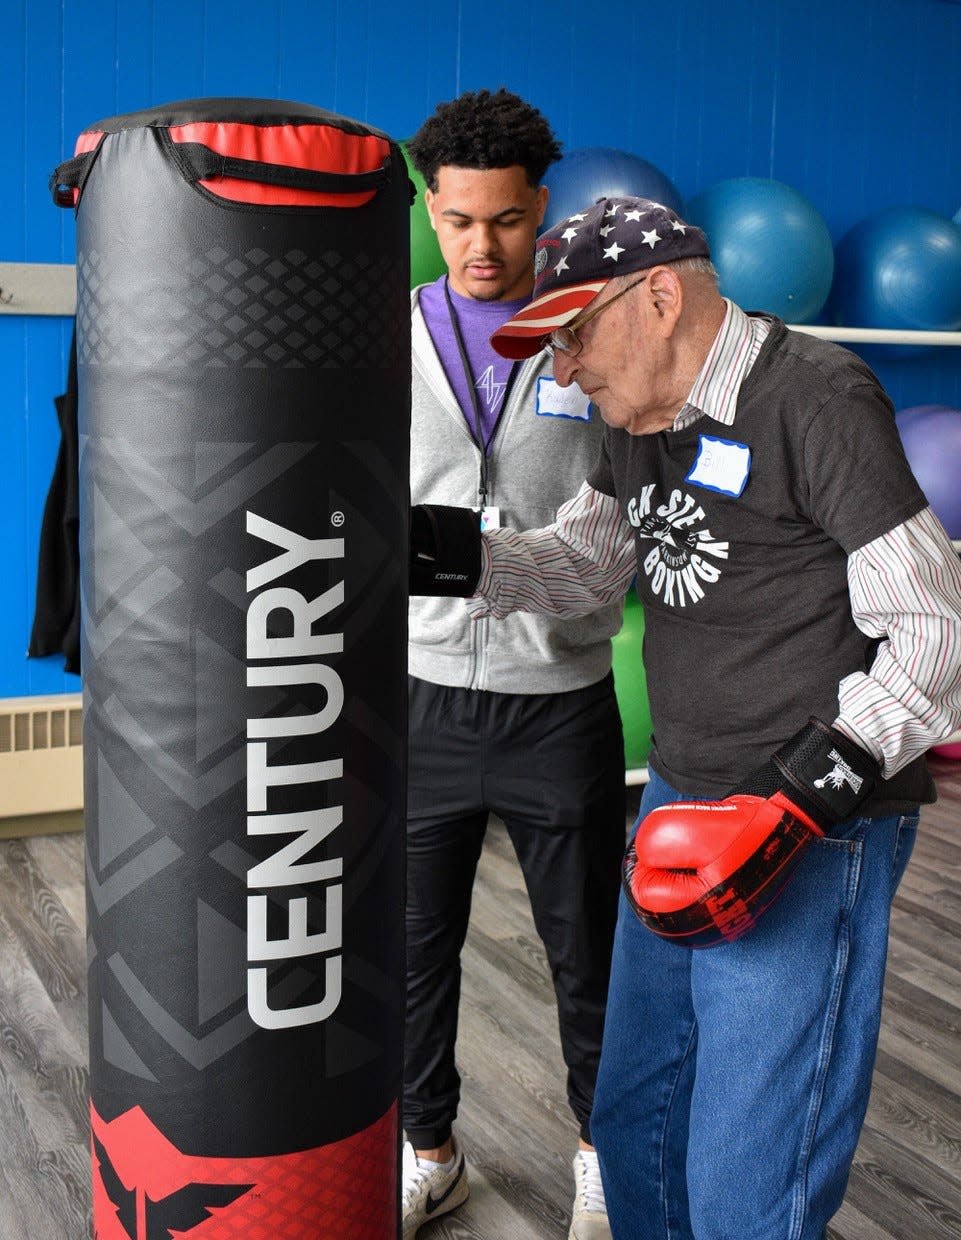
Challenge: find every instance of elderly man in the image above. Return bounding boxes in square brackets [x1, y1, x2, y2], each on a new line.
[411, 195, 961, 1239]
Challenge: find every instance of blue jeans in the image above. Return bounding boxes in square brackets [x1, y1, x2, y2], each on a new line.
[591, 769, 919, 1240]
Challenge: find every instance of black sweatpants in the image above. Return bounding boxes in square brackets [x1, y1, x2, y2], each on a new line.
[404, 673, 626, 1149]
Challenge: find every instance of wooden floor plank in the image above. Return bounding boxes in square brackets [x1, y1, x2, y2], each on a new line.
[836, 1123, 961, 1239]
[0, 760, 957, 1238]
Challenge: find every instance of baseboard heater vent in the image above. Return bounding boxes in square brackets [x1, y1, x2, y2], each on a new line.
[0, 694, 84, 818]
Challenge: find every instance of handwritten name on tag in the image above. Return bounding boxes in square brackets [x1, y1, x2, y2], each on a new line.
[686, 434, 751, 497]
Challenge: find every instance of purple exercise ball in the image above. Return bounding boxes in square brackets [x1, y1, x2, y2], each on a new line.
[896, 405, 961, 538]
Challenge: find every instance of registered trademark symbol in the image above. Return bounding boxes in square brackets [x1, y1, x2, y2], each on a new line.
[331, 511, 345, 527]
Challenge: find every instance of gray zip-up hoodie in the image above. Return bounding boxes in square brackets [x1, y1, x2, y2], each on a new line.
[409, 287, 624, 694]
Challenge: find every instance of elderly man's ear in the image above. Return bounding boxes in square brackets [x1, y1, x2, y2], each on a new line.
[645, 266, 684, 332]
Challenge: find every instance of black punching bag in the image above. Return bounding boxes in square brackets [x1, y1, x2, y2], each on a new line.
[51, 98, 410, 1238]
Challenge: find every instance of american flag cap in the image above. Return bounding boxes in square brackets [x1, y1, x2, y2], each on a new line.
[491, 196, 710, 359]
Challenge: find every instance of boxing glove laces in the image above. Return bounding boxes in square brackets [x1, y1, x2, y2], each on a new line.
[409, 504, 482, 596]
[622, 718, 880, 948]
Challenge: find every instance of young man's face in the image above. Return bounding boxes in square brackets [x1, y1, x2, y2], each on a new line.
[425, 164, 548, 302]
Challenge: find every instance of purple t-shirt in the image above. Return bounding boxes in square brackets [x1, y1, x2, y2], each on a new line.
[419, 277, 526, 453]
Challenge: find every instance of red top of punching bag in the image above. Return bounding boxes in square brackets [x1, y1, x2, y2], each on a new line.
[64, 97, 393, 209]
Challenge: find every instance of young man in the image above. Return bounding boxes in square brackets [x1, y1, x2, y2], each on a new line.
[403, 90, 626, 1240]
[415, 195, 961, 1237]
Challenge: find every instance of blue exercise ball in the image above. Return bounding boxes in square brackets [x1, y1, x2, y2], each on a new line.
[896, 405, 961, 537]
[542, 147, 683, 232]
[686, 177, 834, 323]
[831, 207, 961, 332]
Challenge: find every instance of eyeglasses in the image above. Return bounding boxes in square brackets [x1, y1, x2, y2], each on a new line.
[547, 274, 648, 357]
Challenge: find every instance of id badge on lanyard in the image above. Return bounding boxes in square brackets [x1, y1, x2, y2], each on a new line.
[477, 506, 501, 532]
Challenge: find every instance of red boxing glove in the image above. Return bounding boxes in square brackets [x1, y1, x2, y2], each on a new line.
[622, 794, 823, 947]
[623, 718, 879, 948]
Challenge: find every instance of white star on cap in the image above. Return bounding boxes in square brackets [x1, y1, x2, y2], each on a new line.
[604, 241, 625, 261]
[604, 204, 620, 218]
[671, 219, 687, 233]
[624, 208, 644, 222]
[561, 227, 579, 242]
[599, 224, 616, 237]
[641, 229, 660, 248]
[554, 255, 570, 275]
[566, 213, 587, 222]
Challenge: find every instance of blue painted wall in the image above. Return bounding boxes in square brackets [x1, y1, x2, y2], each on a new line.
[3, 0, 960, 695]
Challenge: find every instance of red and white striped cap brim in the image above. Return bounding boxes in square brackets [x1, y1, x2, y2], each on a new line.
[490, 279, 608, 360]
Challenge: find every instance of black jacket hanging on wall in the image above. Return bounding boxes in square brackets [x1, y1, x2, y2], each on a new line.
[28, 324, 81, 674]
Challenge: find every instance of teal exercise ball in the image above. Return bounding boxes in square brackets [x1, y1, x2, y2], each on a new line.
[686, 177, 834, 323]
[542, 147, 683, 232]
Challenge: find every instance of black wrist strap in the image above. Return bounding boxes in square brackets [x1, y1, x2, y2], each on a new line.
[409, 505, 481, 597]
[771, 717, 878, 829]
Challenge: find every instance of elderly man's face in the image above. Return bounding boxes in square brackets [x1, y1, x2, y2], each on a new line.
[550, 281, 676, 435]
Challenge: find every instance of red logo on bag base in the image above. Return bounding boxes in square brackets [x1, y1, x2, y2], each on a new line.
[91, 1101, 397, 1239]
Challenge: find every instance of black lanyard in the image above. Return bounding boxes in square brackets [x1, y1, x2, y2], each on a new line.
[444, 277, 518, 510]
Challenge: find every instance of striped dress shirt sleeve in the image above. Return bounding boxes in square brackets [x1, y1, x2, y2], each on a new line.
[467, 483, 637, 620]
[836, 505, 961, 775]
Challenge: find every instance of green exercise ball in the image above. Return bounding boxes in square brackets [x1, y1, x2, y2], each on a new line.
[401, 142, 447, 288]
[612, 592, 653, 771]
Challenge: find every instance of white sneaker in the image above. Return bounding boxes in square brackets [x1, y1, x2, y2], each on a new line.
[402, 1134, 469, 1237]
[568, 1148, 611, 1240]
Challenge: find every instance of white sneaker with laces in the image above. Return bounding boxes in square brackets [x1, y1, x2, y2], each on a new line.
[568, 1148, 611, 1240]
[402, 1134, 469, 1237]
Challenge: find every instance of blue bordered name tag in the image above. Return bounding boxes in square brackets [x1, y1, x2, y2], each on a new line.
[686, 434, 751, 497]
[535, 376, 592, 421]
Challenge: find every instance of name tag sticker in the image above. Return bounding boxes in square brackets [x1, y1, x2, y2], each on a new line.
[686, 434, 751, 497]
[536, 376, 592, 421]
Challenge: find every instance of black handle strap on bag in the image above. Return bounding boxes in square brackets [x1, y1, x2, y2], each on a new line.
[50, 149, 100, 207]
[166, 139, 394, 196]
[51, 135, 399, 207]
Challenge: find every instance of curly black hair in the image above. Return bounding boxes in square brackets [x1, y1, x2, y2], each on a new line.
[407, 88, 561, 191]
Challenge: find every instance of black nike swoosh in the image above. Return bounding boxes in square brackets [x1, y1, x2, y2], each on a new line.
[424, 1155, 465, 1215]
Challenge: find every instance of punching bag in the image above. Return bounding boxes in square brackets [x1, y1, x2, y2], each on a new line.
[51, 98, 410, 1238]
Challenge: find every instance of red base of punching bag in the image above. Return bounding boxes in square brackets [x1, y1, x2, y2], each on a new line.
[91, 1101, 398, 1238]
